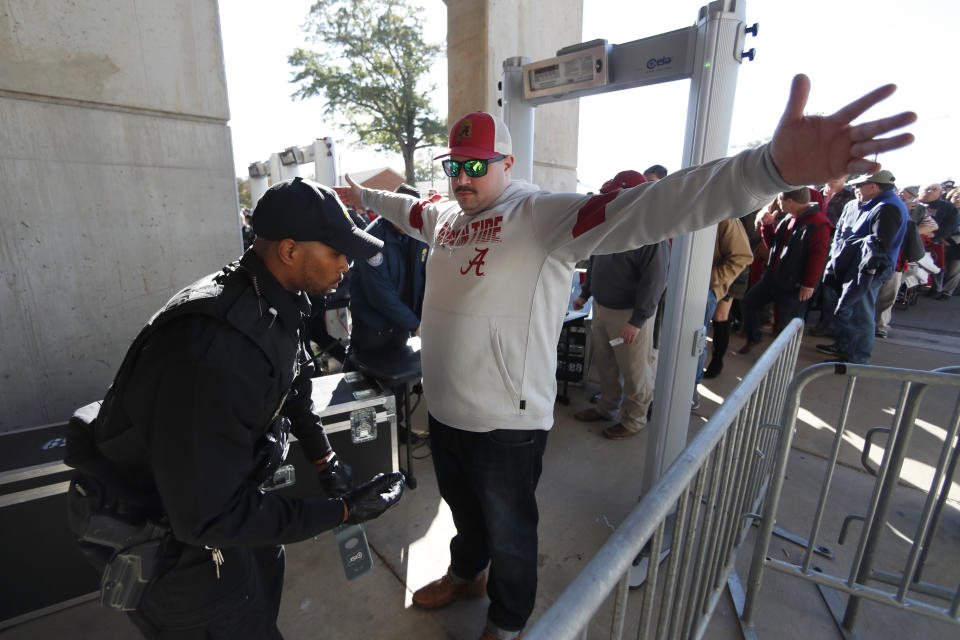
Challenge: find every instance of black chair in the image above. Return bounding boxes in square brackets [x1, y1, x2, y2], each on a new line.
[346, 340, 422, 488]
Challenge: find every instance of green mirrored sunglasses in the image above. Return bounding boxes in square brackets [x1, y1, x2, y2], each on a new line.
[441, 154, 506, 178]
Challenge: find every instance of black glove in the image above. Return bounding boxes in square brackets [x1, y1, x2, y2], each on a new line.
[316, 452, 353, 498]
[342, 472, 405, 524]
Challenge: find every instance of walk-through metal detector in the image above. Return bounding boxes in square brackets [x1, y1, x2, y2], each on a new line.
[246, 137, 339, 205]
[501, 0, 757, 494]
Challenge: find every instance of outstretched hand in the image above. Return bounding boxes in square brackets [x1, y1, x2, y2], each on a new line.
[770, 74, 917, 186]
[344, 173, 364, 208]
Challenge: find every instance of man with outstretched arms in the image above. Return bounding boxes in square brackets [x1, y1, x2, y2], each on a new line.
[346, 74, 915, 640]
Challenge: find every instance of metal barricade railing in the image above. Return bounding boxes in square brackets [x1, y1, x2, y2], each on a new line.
[742, 363, 960, 637]
[526, 318, 806, 640]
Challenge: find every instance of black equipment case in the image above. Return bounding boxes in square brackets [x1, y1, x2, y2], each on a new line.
[269, 371, 400, 499]
[0, 422, 100, 629]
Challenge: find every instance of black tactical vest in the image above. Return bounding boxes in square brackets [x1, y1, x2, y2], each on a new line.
[65, 260, 303, 505]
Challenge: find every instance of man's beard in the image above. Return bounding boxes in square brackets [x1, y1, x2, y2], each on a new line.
[304, 273, 342, 298]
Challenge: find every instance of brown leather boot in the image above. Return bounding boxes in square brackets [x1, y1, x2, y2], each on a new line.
[412, 571, 486, 609]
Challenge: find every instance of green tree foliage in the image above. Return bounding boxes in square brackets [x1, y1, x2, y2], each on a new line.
[236, 177, 251, 210]
[289, 0, 447, 184]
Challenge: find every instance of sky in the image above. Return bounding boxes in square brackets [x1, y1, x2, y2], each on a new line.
[218, 0, 958, 193]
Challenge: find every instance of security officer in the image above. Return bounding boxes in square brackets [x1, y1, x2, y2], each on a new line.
[348, 183, 430, 354]
[66, 177, 404, 638]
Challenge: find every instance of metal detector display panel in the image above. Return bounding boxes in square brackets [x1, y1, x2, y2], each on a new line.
[523, 41, 609, 100]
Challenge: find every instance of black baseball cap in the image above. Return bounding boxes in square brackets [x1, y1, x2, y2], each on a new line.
[251, 177, 383, 260]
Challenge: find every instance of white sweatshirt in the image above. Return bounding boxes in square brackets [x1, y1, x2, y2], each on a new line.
[361, 145, 791, 432]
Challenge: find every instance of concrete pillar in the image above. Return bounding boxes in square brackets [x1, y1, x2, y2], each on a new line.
[445, 0, 583, 192]
[0, 0, 239, 430]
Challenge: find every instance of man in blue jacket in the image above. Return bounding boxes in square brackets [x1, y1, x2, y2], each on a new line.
[817, 170, 908, 363]
[349, 184, 430, 353]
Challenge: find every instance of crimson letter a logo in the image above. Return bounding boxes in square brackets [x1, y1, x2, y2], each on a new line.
[460, 247, 489, 276]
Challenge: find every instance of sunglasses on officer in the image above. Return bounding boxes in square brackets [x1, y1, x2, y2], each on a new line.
[441, 155, 507, 178]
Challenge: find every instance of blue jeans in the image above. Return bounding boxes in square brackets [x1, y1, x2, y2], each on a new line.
[696, 289, 719, 385]
[833, 277, 884, 363]
[428, 414, 548, 632]
[815, 282, 839, 330]
[741, 275, 810, 343]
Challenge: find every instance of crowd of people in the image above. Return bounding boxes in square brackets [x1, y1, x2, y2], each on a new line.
[719, 173, 958, 366]
[564, 168, 958, 425]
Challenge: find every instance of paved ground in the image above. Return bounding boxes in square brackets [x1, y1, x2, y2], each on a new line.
[2, 293, 958, 639]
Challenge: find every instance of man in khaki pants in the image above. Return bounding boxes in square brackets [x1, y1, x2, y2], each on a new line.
[572, 170, 670, 439]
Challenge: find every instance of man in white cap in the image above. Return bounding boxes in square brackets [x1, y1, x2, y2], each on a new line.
[816, 170, 909, 363]
[347, 75, 915, 640]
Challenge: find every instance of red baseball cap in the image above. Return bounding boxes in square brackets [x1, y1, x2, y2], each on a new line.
[434, 111, 513, 160]
[600, 170, 646, 194]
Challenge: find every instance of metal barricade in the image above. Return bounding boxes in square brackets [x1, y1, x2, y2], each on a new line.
[742, 363, 960, 637]
[526, 318, 806, 640]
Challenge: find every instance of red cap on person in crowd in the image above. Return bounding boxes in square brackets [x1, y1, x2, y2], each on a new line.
[599, 170, 646, 194]
[434, 112, 513, 160]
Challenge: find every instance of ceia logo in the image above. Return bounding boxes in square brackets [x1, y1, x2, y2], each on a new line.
[646, 56, 672, 70]
[349, 551, 363, 562]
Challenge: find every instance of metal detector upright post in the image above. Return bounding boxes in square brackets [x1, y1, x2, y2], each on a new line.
[501, 0, 756, 490]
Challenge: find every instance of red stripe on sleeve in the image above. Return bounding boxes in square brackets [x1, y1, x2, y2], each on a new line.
[408, 194, 442, 232]
[409, 201, 425, 231]
[572, 192, 618, 238]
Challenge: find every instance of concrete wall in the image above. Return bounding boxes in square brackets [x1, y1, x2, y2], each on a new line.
[446, 0, 583, 192]
[0, 0, 240, 430]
